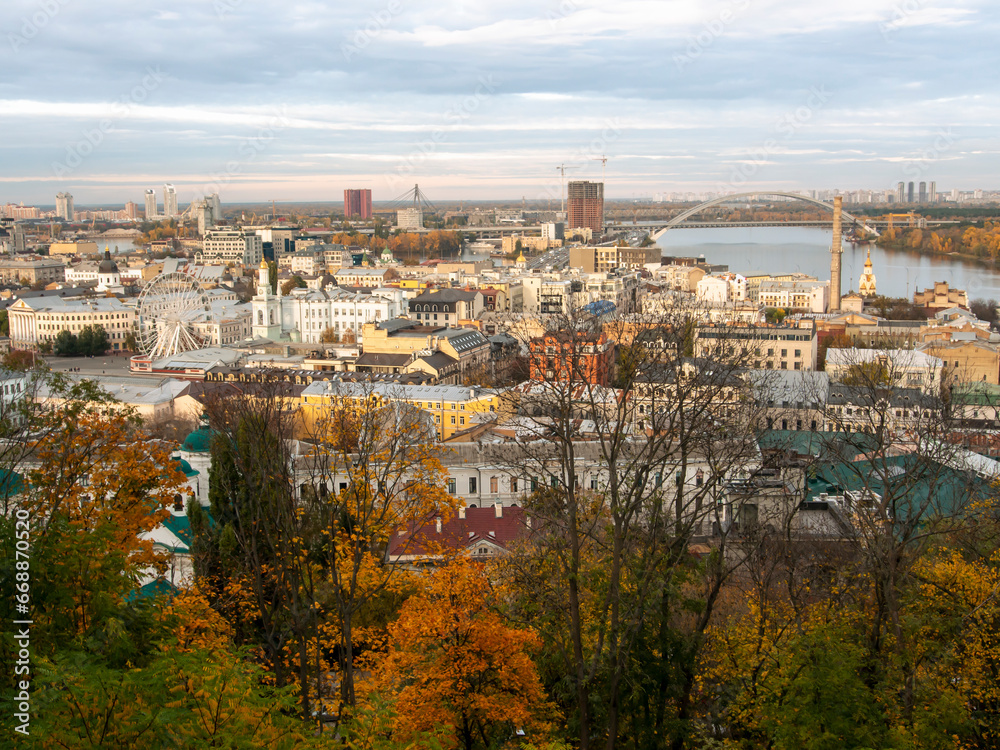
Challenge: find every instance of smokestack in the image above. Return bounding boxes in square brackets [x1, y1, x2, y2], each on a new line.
[830, 196, 843, 312]
[458, 506, 466, 519]
[494, 503, 503, 518]
[435, 517, 442, 533]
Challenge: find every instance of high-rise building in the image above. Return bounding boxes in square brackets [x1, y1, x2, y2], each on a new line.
[567, 181, 604, 233]
[163, 184, 178, 218]
[918, 181, 927, 203]
[344, 188, 373, 219]
[929, 181, 937, 203]
[396, 208, 423, 230]
[55, 192, 74, 222]
[907, 182, 915, 203]
[144, 189, 158, 220]
[896, 182, 905, 203]
[208, 193, 221, 218]
[124, 201, 138, 220]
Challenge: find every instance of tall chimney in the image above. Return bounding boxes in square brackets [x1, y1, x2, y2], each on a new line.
[458, 506, 466, 520]
[830, 196, 843, 312]
[494, 503, 503, 518]
[435, 517, 442, 533]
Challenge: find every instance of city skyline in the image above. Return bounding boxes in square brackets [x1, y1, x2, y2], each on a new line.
[2, 0, 998, 205]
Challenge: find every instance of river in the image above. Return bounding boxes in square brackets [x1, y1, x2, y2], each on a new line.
[655, 226, 1000, 302]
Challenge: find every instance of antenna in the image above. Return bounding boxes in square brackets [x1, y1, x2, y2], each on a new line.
[556, 163, 579, 215]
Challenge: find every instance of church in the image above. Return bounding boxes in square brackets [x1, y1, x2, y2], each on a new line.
[250, 262, 407, 344]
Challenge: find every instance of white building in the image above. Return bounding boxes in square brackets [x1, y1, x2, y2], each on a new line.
[163, 184, 178, 218]
[251, 263, 406, 343]
[55, 192, 74, 221]
[696, 275, 731, 304]
[144, 189, 158, 220]
[397, 208, 423, 230]
[199, 229, 263, 267]
[8, 296, 135, 351]
[758, 280, 830, 314]
[825, 348, 944, 393]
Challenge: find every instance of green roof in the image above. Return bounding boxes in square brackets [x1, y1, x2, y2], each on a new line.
[125, 577, 178, 602]
[180, 426, 214, 453]
[171, 456, 199, 478]
[951, 382, 1000, 406]
[806, 453, 987, 520]
[0, 469, 24, 499]
[161, 513, 194, 551]
[758, 430, 879, 461]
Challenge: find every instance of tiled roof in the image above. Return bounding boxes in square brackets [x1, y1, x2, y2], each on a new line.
[387, 505, 529, 559]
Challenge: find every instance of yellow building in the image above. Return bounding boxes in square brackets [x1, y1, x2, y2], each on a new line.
[48, 241, 100, 257]
[298, 380, 502, 440]
[919, 340, 1000, 386]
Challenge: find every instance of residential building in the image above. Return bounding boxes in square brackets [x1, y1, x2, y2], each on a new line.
[567, 180, 604, 233]
[408, 288, 484, 326]
[163, 184, 178, 218]
[0, 218, 26, 255]
[343, 188, 373, 219]
[386, 505, 528, 566]
[568, 246, 658, 273]
[919, 339, 1000, 386]
[825, 347, 943, 393]
[528, 330, 615, 386]
[298, 380, 500, 440]
[144, 189, 158, 219]
[333, 267, 393, 288]
[0, 256, 66, 285]
[55, 192, 74, 221]
[696, 324, 818, 371]
[397, 208, 423, 229]
[758, 280, 830, 313]
[200, 229, 263, 266]
[47, 241, 99, 257]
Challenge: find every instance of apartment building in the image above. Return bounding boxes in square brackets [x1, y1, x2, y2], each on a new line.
[0, 256, 66, 285]
[200, 229, 263, 266]
[8, 296, 135, 351]
[696, 324, 818, 371]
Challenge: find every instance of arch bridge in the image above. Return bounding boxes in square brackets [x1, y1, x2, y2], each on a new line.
[647, 192, 880, 240]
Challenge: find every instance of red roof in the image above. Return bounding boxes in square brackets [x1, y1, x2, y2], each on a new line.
[387, 505, 529, 560]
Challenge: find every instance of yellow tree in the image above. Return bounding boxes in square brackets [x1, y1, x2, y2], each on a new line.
[25, 405, 187, 644]
[303, 387, 459, 711]
[371, 558, 554, 750]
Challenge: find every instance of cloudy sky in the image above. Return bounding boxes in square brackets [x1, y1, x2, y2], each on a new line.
[1, 0, 996, 206]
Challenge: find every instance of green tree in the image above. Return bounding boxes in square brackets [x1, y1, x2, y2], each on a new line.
[77, 325, 110, 356]
[53, 329, 79, 356]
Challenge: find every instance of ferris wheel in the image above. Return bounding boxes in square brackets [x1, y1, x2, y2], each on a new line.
[136, 272, 213, 359]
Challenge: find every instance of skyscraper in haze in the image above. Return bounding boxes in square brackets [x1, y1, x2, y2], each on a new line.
[55, 192, 74, 221]
[918, 181, 927, 203]
[929, 181, 937, 202]
[144, 189, 158, 219]
[124, 201, 138, 219]
[896, 182, 905, 203]
[907, 182, 915, 202]
[567, 180, 604, 233]
[344, 189, 373, 219]
[163, 184, 178, 218]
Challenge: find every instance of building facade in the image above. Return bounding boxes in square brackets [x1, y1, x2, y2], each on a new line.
[567, 181, 604, 233]
[344, 189, 373, 219]
[200, 229, 264, 266]
[8, 296, 135, 351]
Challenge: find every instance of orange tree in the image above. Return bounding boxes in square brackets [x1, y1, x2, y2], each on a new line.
[301, 387, 459, 713]
[367, 557, 555, 750]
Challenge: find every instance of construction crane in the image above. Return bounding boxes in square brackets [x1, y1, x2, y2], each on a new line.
[556, 163, 578, 215]
[592, 154, 609, 183]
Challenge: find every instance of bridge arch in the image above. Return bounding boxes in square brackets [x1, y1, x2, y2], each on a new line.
[649, 191, 879, 241]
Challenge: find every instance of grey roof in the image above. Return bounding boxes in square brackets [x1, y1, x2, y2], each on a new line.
[355, 352, 412, 367]
[410, 288, 481, 304]
[415, 352, 459, 370]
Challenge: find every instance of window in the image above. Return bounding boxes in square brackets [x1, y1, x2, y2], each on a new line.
[451, 416, 456, 425]
[794, 349, 801, 358]
[509, 477, 517, 493]
[490, 476, 498, 493]
[469, 477, 477, 494]
[447, 478, 456, 494]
